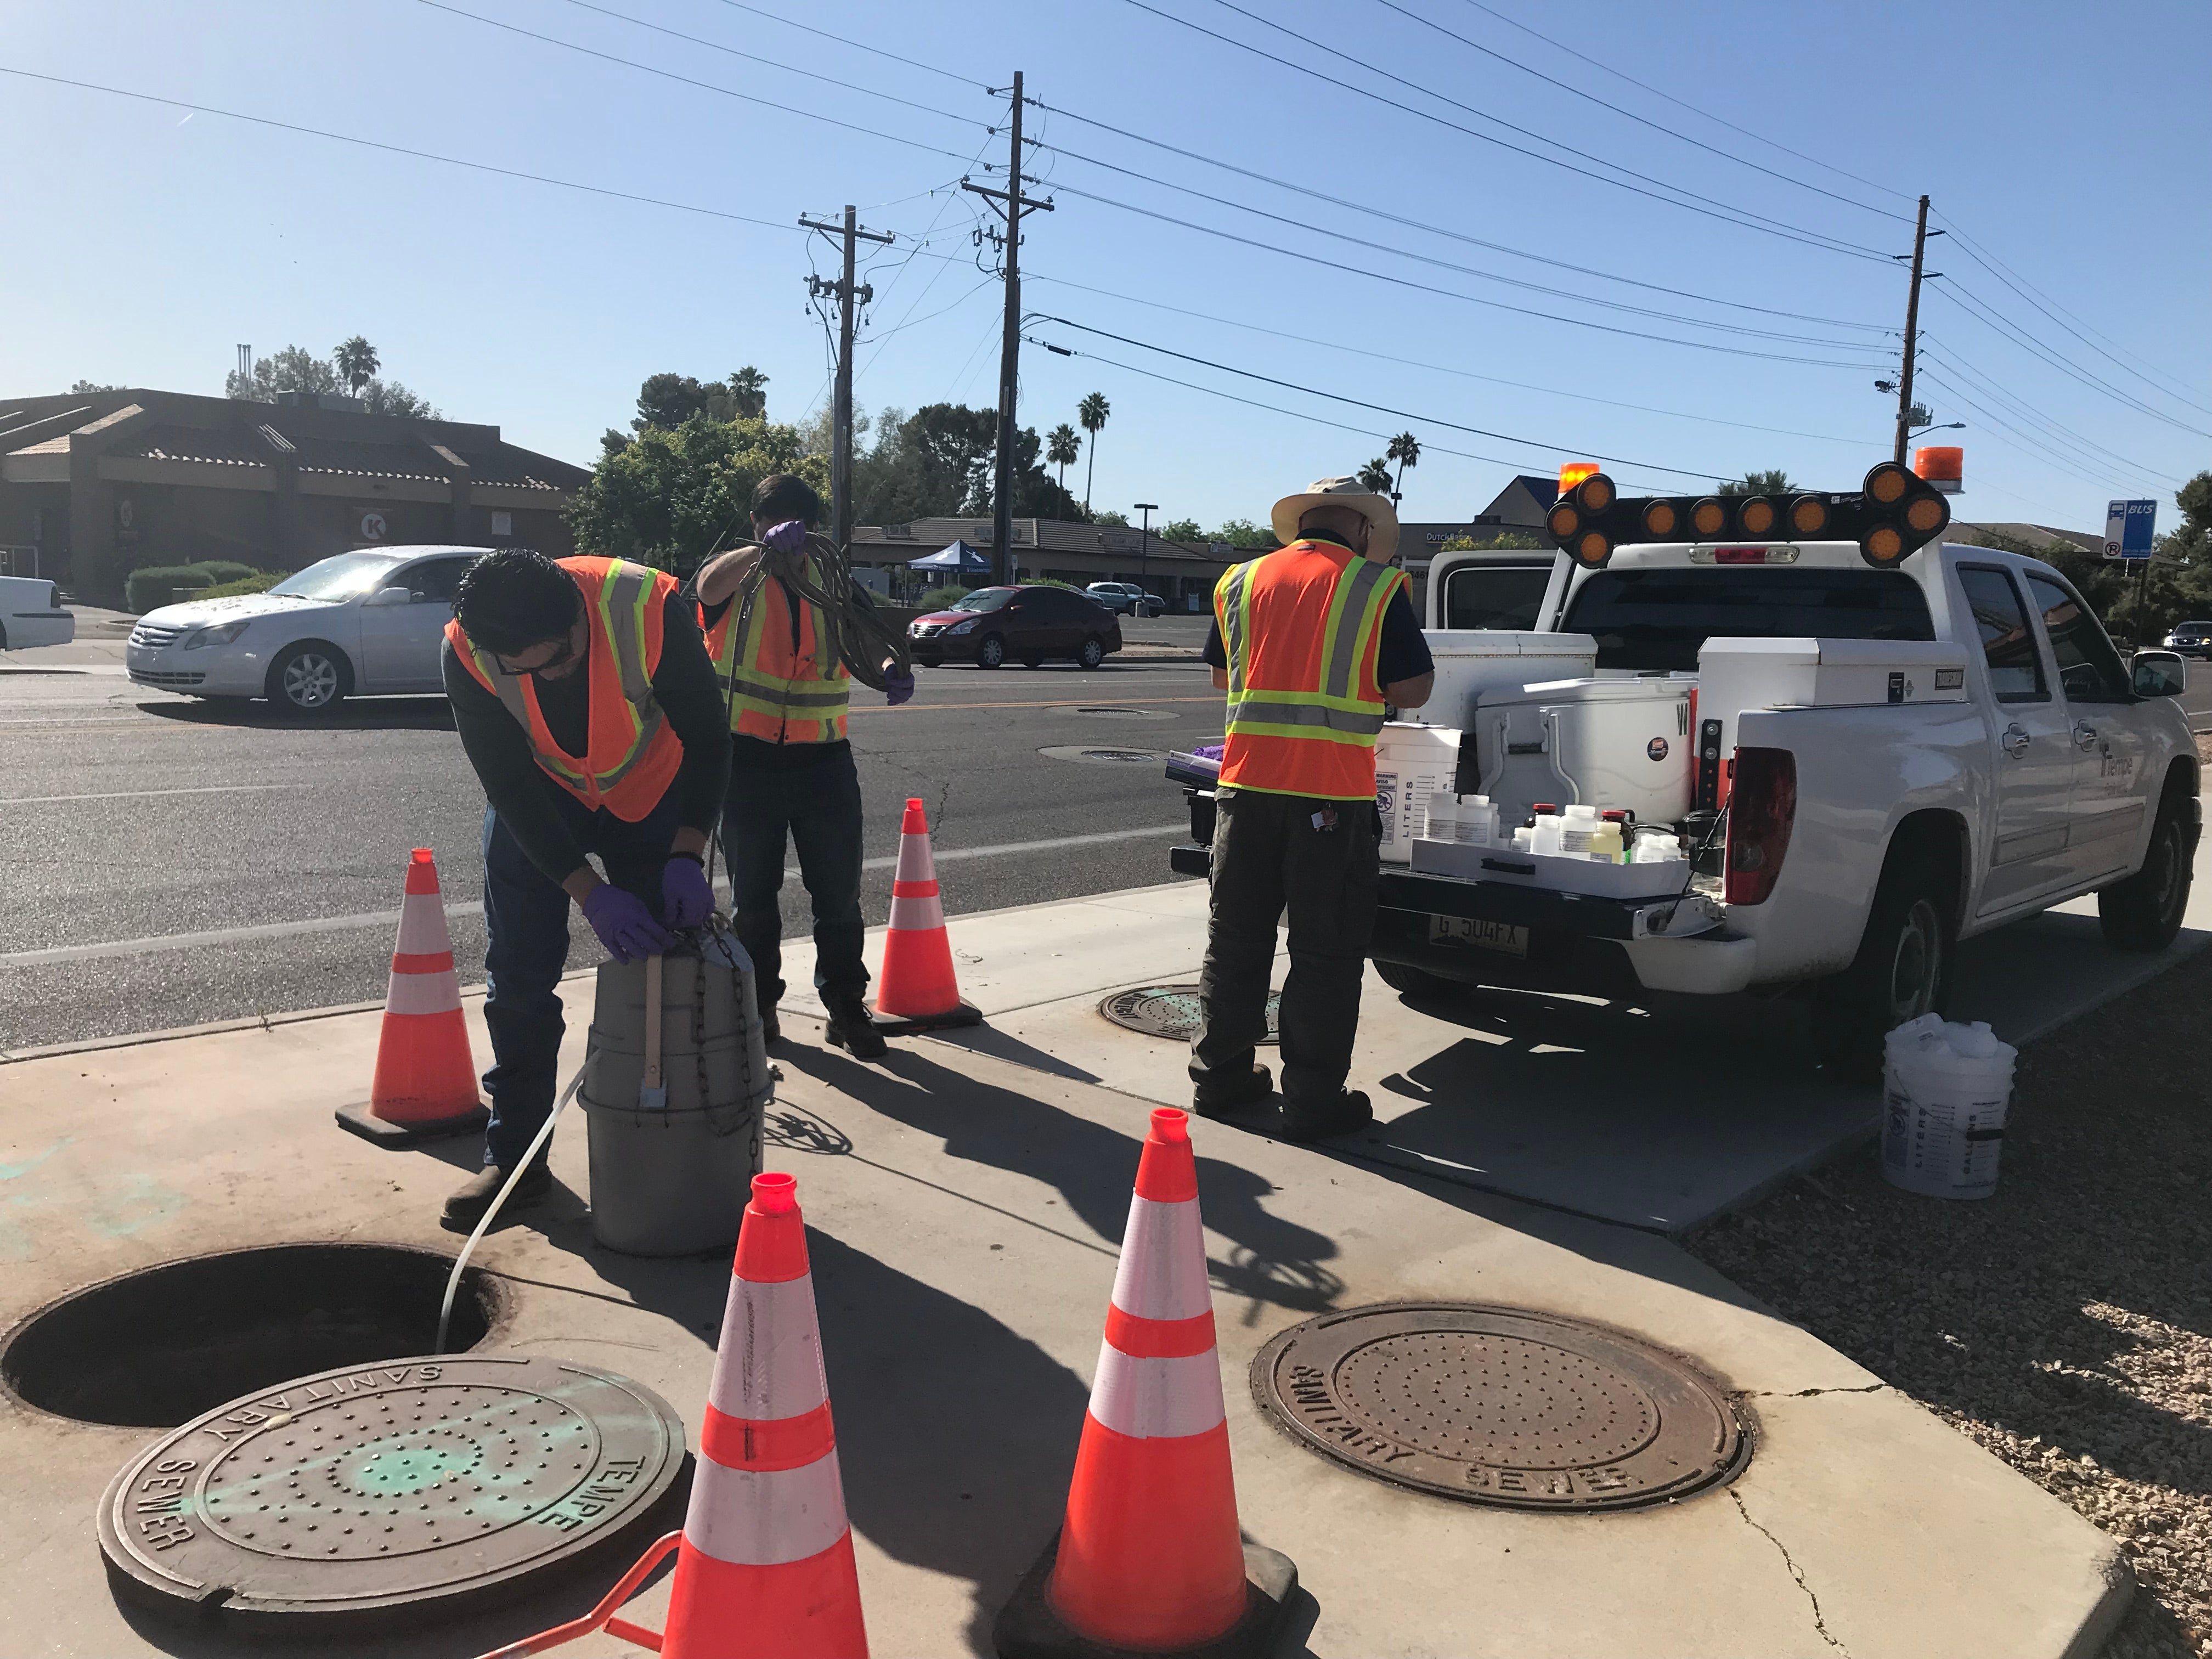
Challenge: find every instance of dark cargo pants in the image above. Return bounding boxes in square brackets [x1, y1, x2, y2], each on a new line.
[1189, 787, 1380, 1107]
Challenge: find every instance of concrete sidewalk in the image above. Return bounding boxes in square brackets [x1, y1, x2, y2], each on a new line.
[0, 876, 2153, 1657]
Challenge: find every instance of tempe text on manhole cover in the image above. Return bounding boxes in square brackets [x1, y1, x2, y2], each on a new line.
[1251, 1304, 1748, 1511]
[99, 1353, 686, 1630]
[1037, 744, 1167, 765]
[1099, 983, 1279, 1043]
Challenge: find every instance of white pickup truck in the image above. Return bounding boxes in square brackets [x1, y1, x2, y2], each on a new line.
[1169, 483, 2198, 1077]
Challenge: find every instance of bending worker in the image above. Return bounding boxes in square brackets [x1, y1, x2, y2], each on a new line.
[442, 548, 731, 1224]
[1191, 476, 1434, 1141]
[694, 473, 915, 1062]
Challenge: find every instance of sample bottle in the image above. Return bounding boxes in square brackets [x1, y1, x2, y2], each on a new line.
[1532, 810, 1565, 856]
[1588, 820, 1623, 862]
[1455, 794, 1492, 845]
[1560, 803, 1600, 857]
[1424, 791, 1457, 842]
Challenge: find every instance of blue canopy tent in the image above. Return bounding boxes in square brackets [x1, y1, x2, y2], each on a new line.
[906, 538, 995, 577]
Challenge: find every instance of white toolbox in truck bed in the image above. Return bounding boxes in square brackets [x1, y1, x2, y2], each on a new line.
[1695, 636, 1970, 753]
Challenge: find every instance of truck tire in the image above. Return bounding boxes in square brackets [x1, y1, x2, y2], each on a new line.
[1811, 851, 1954, 1085]
[1375, 960, 1472, 1001]
[2097, 788, 2193, 952]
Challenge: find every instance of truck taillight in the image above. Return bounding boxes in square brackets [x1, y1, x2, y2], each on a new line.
[1724, 747, 1796, 905]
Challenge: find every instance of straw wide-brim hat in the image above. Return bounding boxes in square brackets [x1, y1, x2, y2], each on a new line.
[1269, 476, 1400, 562]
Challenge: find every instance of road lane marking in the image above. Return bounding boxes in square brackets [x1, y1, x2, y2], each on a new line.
[0, 822, 1190, 967]
[0, 784, 294, 806]
[853, 696, 1218, 714]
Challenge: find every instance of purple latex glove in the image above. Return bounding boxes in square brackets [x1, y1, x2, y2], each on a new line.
[761, 519, 808, 554]
[662, 855, 715, 928]
[581, 884, 675, 963]
[883, 667, 915, 707]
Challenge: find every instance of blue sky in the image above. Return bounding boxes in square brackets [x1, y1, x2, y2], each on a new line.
[5, 0, 2207, 536]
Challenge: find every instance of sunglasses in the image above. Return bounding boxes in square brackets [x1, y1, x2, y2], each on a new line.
[494, 628, 580, 677]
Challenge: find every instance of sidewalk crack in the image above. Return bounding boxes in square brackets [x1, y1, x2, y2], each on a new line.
[1732, 1489, 1849, 1654]
[1731, 1383, 1887, 1400]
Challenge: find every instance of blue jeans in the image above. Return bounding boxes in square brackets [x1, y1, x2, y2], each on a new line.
[721, 741, 868, 1009]
[479, 787, 681, 1169]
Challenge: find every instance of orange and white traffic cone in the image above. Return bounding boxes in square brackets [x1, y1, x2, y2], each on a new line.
[466, 1171, 868, 1659]
[994, 1108, 1297, 1658]
[869, 797, 980, 1034]
[337, 848, 488, 1146]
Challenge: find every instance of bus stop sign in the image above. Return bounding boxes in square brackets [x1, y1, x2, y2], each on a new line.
[2106, 499, 2157, 561]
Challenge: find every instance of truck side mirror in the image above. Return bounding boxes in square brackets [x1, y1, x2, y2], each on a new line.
[2132, 649, 2186, 697]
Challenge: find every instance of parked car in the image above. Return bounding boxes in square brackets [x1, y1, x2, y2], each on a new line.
[908, 584, 1124, 669]
[2163, 620, 2212, 658]
[126, 545, 486, 713]
[0, 574, 75, 650]
[1085, 581, 1166, 618]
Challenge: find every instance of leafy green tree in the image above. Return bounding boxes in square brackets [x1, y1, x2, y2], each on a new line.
[1047, 423, 1081, 494]
[70, 379, 124, 393]
[1092, 509, 1130, 527]
[223, 343, 437, 417]
[1357, 458, 1393, 493]
[1160, 517, 1203, 542]
[1717, 468, 1796, 494]
[334, 336, 380, 397]
[1440, 531, 1546, 551]
[567, 413, 828, 575]
[1077, 392, 1110, 511]
[1386, 431, 1420, 503]
[850, 404, 1082, 523]
[1214, 518, 1278, 549]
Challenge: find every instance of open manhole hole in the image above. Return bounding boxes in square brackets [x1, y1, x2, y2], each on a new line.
[1069, 706, 1179, 721]
[1, 1243, 500, 1428]
[1099, 983, 1279, 1043]
[1251, 1303, 1749, 1511]
[98, 1353, 686, 1633]
[1038, 744, 1166, 765]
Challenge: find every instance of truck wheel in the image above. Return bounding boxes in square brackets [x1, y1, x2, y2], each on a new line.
[1375, 961, 1472, 1001]
[2098, 789, 2193, 952]
[1811, 853, 1953, 1085]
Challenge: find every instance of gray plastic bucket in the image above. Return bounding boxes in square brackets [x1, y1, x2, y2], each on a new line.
[579, 930, 770, 1255]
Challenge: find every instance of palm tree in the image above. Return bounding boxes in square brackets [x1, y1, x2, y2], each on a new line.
[1047, 423, 1081, 498]
[1718, 467, 1795, 495]
[1386, 431, 1421, 505]
[1077, 392, 1110, 512]
[333, 336, 380, 398]
[729, 366, 769, 420]
[1357, 458, 1393, 494]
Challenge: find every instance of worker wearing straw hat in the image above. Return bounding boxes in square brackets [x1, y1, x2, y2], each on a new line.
[1192, 477, 1434, 1141]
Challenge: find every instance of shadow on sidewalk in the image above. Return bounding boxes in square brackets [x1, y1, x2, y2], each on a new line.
[779, 1043, 1347, 1320]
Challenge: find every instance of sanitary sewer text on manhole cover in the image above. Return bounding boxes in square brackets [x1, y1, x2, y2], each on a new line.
[1251, 1304, 1748, 1511]
[99, 1353, 685, 1632]
[1099, 984, 1279, 1043]
[1037, 744, 1166, 765]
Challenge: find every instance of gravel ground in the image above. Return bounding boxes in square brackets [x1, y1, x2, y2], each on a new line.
[1691, 945, 2212, 1657]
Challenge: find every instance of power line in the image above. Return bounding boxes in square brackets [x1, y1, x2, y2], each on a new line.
[1029, 315, 1726, 478]
[1921, 338, 2176, 483]
[1037, 139, 1879, 346]
[1365, 0, 1909, 220]
[703, 0, 987, 90]
[1045, 182, 1889, 369]
[1446, 0, 1914, 203]
[1115, 0, 1893, 262]
[411, 0, 984, 162]
[1025, 272, 1878, 445]
[1915, 370, 2155, 495]
[1031, 103, 1885, 331]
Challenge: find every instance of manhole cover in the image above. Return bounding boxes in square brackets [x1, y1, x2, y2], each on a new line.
[1251, 1304, 1748, 1511]
[99, 1354, 686, 1631]
[1038, 744, 1166, 765]
[1099, 984, 1279, 1043]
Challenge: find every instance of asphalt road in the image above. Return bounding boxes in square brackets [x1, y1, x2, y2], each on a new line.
[0, 647, 1220, 1051]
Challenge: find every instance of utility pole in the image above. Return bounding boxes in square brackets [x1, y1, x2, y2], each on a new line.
[964, 72, 1053, 586]
[1135, 502, 1158, 592]
[1892, 194, 1944, 465]
[802, 205, 894, 554]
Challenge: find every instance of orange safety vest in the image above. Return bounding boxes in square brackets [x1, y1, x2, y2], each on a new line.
[701, 554, 850, 744]
[447, 556, 684, 820]
[1215, 539, 1406, 801]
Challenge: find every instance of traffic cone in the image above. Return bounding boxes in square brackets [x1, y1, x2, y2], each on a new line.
[336, 848, 488, 1146]
[994, 1108, 1297, 1659]
[466, 1172, 868, 1659]
[869, 797, 980, 1034]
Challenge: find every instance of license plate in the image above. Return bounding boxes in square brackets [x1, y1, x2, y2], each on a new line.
[1429, 916, 1529, 957]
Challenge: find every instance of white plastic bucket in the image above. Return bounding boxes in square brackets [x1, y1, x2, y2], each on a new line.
[1881, 1014, 2015, 1200]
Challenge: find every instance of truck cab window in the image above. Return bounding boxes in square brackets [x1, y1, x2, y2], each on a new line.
[1558, 567, 1933, 672]
[2024, 573, 2131, 703]
[1443, 562, 1551, 630]
[1956, 566, 2046, 702]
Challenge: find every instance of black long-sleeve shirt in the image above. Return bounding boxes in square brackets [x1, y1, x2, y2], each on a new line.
[443, 590, 731, 883]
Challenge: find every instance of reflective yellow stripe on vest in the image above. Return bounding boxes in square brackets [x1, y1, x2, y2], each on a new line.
[1218, 554, 1397, 749]
[712, 557, 851, 742]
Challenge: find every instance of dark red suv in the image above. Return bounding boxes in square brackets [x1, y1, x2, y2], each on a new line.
[907, 585, 1125, 669]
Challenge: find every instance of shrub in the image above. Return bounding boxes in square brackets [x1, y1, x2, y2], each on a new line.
[196, 571, 285, 600]
[918, 584, 977, 611]
[126, 561, 274, 611]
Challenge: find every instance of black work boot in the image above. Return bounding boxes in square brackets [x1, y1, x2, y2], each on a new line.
[443, 1160, 551, 1226]
[1279, 1088, 1373, 1144]
[1193, 1062, 1273, 1119]
[823, 995, 888, 1060]
[758, 1005, 781, 1047]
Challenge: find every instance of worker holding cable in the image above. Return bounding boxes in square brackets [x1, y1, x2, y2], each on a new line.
[441, 549, 731, 1224]
[695, 473, 915, 1062]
